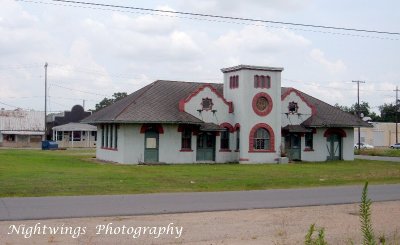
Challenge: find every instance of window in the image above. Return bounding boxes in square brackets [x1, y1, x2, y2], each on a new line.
[229, 75, 239, 89]
[252, 92, 273, 117]
[110, 125, 114, 148]
[201, 98, 213, 111]
[253, 128, 270, 150]
[220, 129, 230, 150]
[181, 128, 192, 150]
[236, 129, 240, 151]
[288, 102, 299, 113]
[254, 75, 271, 88]
[114, 126, 118, 149]
[5, 134, 15, 142]
[305, 133, 313, 150]
[91, 131, 97, 141]
[101, 125, 105, 147]
[101, 124, 118, 150]
[56, 131, 63, 141]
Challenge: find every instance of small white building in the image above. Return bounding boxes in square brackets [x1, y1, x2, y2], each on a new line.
[52, 123, 97, 148]
[83, 65, 370, 164]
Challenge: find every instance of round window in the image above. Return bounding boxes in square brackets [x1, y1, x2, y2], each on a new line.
[252, 92, 273, 116]
[256, 96, 269, 111]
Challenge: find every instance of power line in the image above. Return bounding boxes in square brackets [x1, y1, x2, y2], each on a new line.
[50, 83, 108, 97]
[17, 0, 400, 41]
[283, 78, 397, 92]
[47, 0, 400, 36]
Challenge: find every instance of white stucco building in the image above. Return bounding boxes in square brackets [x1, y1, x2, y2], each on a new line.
[83, 65, 370, 164]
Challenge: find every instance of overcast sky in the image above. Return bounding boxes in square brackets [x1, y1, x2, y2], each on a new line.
[1, 0, 399, 113]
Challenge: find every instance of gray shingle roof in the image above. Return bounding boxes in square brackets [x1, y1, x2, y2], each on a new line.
[82, 80, 223, 124]
[282, 87, 371, 128]
[52, 123, 97, 132]
[83, 80, 370, 128]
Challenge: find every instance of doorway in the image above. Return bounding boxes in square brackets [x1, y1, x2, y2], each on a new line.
[285, 133, 301, 161]
[326, 134, 342, 160]
[144, 129, 159, 163]
[196, 132, 216, 161]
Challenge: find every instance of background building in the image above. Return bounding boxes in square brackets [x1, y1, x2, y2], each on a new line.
[0, 109, 44, 148]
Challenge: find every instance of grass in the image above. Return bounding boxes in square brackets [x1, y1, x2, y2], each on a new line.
[1, 149, 400, 197]
[356, 148, 400, 157]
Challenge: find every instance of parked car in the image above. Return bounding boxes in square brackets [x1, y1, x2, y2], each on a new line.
[390, 143, 400, 149]
[354, 142, 374, 149]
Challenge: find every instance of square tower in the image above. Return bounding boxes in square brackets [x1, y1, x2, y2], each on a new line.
[221, 65, 284, 163]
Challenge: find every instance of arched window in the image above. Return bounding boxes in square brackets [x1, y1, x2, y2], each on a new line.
[220, 129, 230, 150]
[266, 76, 271, 88]
[249, 123, 275, 152]
[254, 75, 259, 88]
[260, 76, 266, 88]
[254, 128, 270, 150]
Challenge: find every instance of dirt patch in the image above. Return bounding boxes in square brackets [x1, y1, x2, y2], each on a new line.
[1, 201, 399, 244]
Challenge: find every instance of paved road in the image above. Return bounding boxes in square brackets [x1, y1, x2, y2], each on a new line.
[1, 184, 399, 221]
[355, 155, 400, 162]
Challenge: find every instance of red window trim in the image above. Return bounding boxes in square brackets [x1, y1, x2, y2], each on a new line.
[101, 147, 118, 151]
[248, 123, 275, 153]
[252, 92, 273, 117]
[140, 124, 164, 134]
[180, 149, 193, 152]
[254, 75, 271, 89]
[229, 75, 239, 89]
[323, 128, 347, 138]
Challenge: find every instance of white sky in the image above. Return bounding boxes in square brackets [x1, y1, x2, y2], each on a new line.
[1, 0, 399, 113]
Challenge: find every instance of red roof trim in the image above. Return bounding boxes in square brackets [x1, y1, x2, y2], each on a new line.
[179, 84, 233, 113]
[220, 122, 235, 133]
[281, 88, 317, 116]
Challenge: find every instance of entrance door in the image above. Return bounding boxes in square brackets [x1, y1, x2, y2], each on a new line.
[144, 129, 159, 163]
[326, 134, 341, 160]
[196, 132, 215, 161]
[285, 133, 301, 161]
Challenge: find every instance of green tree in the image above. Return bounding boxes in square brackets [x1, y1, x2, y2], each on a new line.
[378, 103, 399, 122]
[334, 101, 376, 119]
[94, 92, 128, 112]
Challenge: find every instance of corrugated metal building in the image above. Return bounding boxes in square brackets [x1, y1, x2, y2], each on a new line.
[0, 109, 45, 148]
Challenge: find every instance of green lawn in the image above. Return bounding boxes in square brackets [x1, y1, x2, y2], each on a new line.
[1, 149, 400, 197]
[356, 148, 400, 157]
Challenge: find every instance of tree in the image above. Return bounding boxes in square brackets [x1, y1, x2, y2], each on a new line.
[378, 103, 398, 122]
[94, 92, 128, 112]
[335, 101, 382, 122]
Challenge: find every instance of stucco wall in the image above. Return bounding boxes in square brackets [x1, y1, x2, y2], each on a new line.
[223, 69, 282, 163]
[184, 86, 234, 126]
[281, 91, 312, 127]
[96, 125, 124, 163]
[301, 128, 354, 162]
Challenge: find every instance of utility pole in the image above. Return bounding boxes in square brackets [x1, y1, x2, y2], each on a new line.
[395, 86, 400, 144]
[353, 80, 365, 152]
[44, 62, 48, 140]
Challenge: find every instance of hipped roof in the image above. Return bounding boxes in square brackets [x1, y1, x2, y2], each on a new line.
[83, 80, 370, 128]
